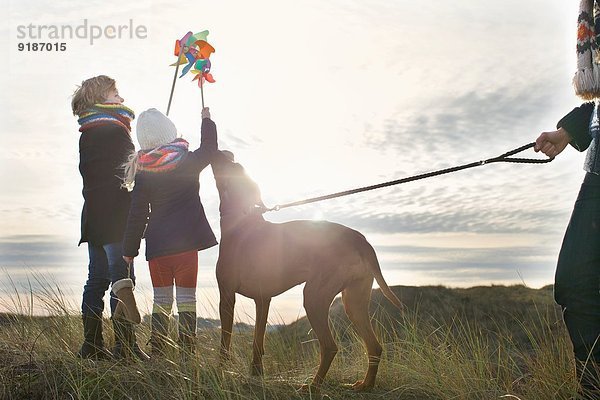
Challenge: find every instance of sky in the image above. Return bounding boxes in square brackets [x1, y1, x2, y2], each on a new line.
[0, 0, 589, 324]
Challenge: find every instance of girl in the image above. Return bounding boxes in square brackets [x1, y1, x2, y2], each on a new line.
[122, 107, 218, 358]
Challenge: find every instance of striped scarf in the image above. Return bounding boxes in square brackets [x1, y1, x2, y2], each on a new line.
[138, 138, 189, 172]
[78, 103, 135, 133]
[575, 0, 600, 99]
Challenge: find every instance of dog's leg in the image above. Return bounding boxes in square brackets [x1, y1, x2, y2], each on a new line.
[302, 287, 338, 390]
[219, 289, 236, 363]
[342, 278, 382, 391]
[251, 297, 271, 376]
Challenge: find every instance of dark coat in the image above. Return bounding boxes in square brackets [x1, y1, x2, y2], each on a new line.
[79, 125, 134, 246]
[122, 118, 218, 260]
[557, 102, 594, 151]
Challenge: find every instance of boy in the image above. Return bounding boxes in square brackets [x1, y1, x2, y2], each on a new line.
[71, 75, 148, 360]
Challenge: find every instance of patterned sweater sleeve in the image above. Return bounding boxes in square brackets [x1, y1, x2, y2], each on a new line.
[122, 174, 150, 257]
[556, 102, 595, 152]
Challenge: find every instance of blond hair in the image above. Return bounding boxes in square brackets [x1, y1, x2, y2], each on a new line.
[71, 75, 116, 116]
[121, 150, 141, 191]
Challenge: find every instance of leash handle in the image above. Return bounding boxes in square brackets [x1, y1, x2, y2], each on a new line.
[266, 143, 554, 212]
[486, 142, 554, 164]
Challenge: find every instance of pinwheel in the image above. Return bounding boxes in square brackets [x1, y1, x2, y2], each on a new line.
[190, 58, 216, 107]
[166, 30, 216, 115]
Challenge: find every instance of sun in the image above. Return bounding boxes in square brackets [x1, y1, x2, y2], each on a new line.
[231, 148, 333, 211]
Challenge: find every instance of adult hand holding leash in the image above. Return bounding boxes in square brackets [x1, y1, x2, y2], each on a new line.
[534, 127, 571, 158]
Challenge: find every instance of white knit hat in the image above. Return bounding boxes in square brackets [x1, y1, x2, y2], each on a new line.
[575, 0, 600, 99]
[136, 108, 178, 150]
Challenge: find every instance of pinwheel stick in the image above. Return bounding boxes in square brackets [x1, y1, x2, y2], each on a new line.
[166, 46, 185, 116]
[200, 77, 205, 109]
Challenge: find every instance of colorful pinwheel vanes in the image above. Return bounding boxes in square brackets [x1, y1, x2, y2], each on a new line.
[171, 30, 216, 86]
[191, 58, 215, 87]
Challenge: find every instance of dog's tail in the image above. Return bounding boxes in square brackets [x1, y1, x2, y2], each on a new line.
[358, 234, 404, 311]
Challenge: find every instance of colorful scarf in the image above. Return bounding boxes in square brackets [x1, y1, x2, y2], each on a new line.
[78, 103, 135, 133]
[138, 138, 189, 172]
[575, 0, 600, 99]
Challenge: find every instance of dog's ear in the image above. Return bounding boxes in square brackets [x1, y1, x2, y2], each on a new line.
[221, 150, 235, 162]
[213, 151, 233, 177]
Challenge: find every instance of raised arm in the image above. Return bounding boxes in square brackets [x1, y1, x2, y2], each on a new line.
[190, 107, 218, 171]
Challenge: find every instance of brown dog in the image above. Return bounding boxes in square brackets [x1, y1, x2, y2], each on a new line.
[212, 150, 403, 391]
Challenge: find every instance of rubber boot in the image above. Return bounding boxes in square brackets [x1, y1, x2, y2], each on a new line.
[150, 312, 170, 359]
[178, 311, 196, 361]
[77, 314, 112, 360]
[112, 319, 150, 361]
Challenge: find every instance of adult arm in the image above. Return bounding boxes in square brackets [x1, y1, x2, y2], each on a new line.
[535, 102, 595, 157]
[556, 102, 594, 151]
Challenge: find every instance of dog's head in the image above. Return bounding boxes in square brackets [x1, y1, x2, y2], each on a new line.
[212, 150, 237, 189]
[212, 150, 264, 217]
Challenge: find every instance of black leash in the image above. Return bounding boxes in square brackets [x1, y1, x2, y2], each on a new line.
[265, 143, 553, 212]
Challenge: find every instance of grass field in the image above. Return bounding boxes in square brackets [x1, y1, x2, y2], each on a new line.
[0, 284, 583, 399]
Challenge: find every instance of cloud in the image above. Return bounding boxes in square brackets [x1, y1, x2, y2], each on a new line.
[332, 207, 567, 236]
[262, 161, 574, 238]
[365, 84, 558, 165]
[0, 235, 82, 266]
[373, 242, 557, 287]
[258, 83, 568, 237]
[219, 128, 263, 151]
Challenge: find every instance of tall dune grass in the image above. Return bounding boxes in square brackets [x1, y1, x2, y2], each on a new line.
[0, 279, 581, 399]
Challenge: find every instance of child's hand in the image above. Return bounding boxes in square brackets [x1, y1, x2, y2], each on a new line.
[202, 107, 211, 119]
[123, 256, 135, 265]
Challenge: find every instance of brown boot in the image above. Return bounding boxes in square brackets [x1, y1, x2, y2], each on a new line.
[112, 279, 141, 324]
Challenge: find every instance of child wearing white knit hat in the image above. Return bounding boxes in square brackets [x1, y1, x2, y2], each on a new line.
[136, 108, 178, 150]
[122, 106, 218, 359]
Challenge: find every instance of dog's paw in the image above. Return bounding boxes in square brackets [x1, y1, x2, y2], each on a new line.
[297, 384, 320, 395]
[351, 380, 374, 391]
[250, 363, 264, 376]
